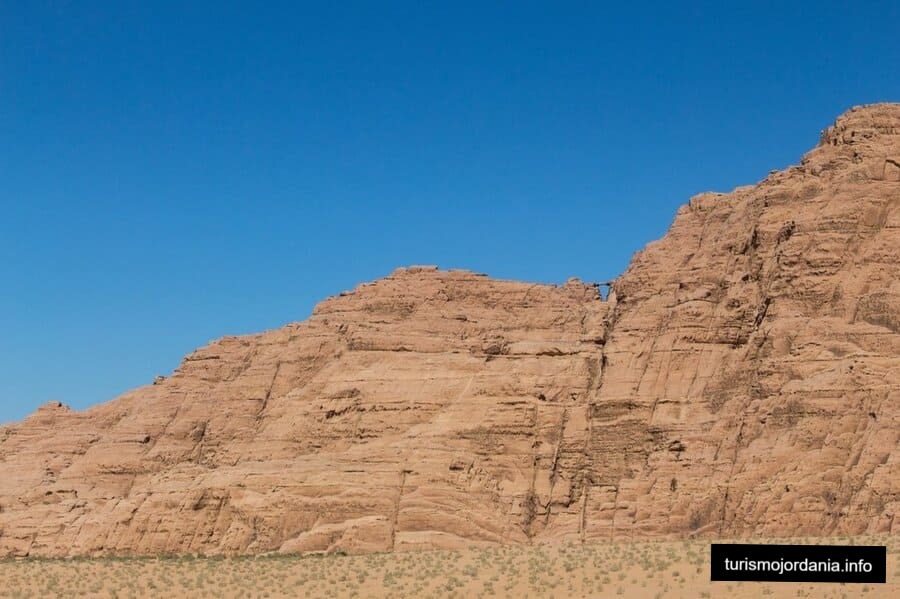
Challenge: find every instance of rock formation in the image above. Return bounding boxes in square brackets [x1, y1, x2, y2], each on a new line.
[1, 104, 898, 556]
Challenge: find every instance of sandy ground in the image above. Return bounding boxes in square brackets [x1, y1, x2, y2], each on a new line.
[0, 536, 895, 598]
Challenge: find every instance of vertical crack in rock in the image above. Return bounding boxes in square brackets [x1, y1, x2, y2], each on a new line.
[258, 361, 282, 418]
[390, 469, 408, 551]
[753, 297, 771, 330]
[578, 282, 619, 542]
[190, 421, 208, 463]
[543, 407, 569, 525]
[524, 404, 539, 542]
[579, 484, 589, 544]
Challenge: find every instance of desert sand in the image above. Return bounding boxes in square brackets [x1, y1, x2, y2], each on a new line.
[0, 536, 896, 598]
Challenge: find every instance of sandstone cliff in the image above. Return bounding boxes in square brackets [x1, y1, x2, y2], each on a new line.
[1, 104, 898, 556]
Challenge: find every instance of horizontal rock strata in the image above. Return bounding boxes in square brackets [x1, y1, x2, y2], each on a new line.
[1, 104, 898, 556]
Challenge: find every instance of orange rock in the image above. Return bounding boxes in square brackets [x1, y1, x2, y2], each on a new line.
[1, 104, 897, 556]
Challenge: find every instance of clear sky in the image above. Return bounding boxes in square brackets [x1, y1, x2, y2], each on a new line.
[2, 2, 898, 423]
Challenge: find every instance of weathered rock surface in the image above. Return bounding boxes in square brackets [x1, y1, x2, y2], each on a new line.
[1, 104, 898, 556]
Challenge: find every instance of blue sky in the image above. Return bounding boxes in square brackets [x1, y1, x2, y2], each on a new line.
[2, 1, 898, 423]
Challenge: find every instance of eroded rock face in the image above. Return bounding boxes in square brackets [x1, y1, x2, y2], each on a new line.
[1, 104, 898, 556]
